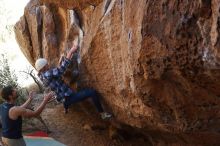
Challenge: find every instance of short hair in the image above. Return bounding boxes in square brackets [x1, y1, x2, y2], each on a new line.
[1, 86, 14, 101]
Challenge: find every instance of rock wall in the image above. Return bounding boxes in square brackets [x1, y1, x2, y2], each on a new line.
[14, 0, 220, 145]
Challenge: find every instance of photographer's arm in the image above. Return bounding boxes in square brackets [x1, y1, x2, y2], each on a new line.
[9, 92, 53, 119]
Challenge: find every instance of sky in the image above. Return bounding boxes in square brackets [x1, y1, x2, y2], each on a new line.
[0, 0, 35, 87]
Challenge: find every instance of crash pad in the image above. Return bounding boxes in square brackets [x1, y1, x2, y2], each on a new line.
[24, 131, 66, 146]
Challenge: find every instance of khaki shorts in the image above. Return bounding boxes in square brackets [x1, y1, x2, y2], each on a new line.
[2, 137, 26, 146]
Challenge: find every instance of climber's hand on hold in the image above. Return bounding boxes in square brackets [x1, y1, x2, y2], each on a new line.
[66, 43, 78, 60]
[70, 43, 78, 54]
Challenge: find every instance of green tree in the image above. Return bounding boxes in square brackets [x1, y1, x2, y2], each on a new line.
[0, 54, 18, 88]
[0, 0, 30, 104]
[0, 54, 27, 104]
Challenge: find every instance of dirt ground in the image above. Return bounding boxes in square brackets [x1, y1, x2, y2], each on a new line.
[3, 97, 220, 146]
[29, 101, 147, 146]
[0, 93, 147, 146]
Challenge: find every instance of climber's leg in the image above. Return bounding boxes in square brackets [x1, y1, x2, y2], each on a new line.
[64, 88, 104, 113]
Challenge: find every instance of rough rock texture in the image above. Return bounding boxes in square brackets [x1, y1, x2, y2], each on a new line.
[14, 0, 220, 145]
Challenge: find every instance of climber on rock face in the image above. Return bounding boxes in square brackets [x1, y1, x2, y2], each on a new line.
[35, 43, 112, 120]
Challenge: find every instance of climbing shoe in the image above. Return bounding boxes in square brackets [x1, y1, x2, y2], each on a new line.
[100, 112, 112, 120]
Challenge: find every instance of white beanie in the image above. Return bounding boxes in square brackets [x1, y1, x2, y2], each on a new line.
[35, 58, 48, 71]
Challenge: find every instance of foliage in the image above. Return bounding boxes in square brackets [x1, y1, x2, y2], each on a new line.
[20, 66, 44, 93]
[0, 0, 31, 104]
[0, 54, 27, 104]
[0, 54, 18, 88]
[16, 88, 29, 105]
